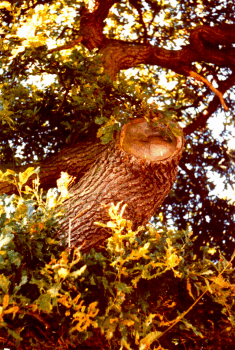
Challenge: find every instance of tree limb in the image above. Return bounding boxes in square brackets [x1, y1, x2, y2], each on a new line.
[45, 0, 235, 129]
[0, 141, 107, 195]
[48, 37, 83, 54]
[78, 2, 235, 110]
[129, 0, 149, 44]
[188, 70, 228, 111]
[184, 70, 235, 135]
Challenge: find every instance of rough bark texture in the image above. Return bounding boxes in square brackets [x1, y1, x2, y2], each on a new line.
[58, 119, 184, 251]
[77, 1, 235, 132]
[0, 119, 184, 251]
[0, 141, 104, 195]
[49, 0, 235, 134]
[79, 1, 235, 77]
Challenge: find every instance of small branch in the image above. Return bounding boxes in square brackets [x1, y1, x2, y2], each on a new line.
[56, 26, 71, 41]
[184, 70, 235, 135]
[180, 162, 209, 203]
[48, 36, 83, 54]
[189, 70, 229, 111]
[53, 88, 70, 115]
[26, 309, 51, 330]
[156, 251, 235, 343]
[130, 0, 148, 44]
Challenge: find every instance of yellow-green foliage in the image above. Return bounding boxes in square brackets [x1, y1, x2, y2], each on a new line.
[0, 169, 235, 350]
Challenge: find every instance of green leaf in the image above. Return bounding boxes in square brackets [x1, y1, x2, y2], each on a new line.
[14, 275, 28, 293]
[30, 276, 49, 290]
[0, 232, 13, 248]
[139, 331, 163, 350]
[47, 283, 61, 298]
[7, 328, 23, 342]
[70, 265, 87, 278]
[114, 282, 133, 294]
[95, 116, 108, 125]
[37, 294, 52, 313]
[8, 250, 21, 267]
[18, 167, 35, 186]
[0, 274, 10, 293]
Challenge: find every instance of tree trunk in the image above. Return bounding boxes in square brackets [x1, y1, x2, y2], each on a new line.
[58, 118, 184, 250]
[0, 118, 184, 251]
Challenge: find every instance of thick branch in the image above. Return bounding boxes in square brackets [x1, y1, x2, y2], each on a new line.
[0, 141, 108, 195]
[42, 2, 235, 134]
[0, 120, 184, 252]
[79, 0, 119, 50]
[190, 24, 235, 51]
[47, 1, 235, 113]
[79, 3, 235, 68]
[77, 2, 235, 109]
[50, 2, 235, 78]
[58, 119, 184, 250]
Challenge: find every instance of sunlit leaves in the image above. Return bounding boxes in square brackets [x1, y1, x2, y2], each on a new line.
[0, 168, 99, 347]
[71, 300, 99, 333]
[18, 167, 34, 184]
[139, 331, 163, 350]
[0, 97, 15, 127]
[0, 1, 235, 347]
[0, 2, 11, 11]
[91, 203, 235, 349]
[0, 171, 235, 349]
[0, 275, 10, 294]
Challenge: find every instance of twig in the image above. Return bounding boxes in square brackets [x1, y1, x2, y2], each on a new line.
[26, 308, 51, 330]
[130, 0, 148, 44]
[156, 250, 235, 342]
[53, 88, 70, 115]
[189, 70, 229, 111]
[180, 336, 187, 350]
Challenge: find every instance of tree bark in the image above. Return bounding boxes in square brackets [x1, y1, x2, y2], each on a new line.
[50, 0, 235, 132]
[58, 118, 184, 250]
[79, 1, 235, 77]
[0, 119, 184, 251]
[0, 140, 104, 195]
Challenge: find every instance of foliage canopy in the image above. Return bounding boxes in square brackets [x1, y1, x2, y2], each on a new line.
[0, 0, 235, 348]
[0, 0, 234, 256]
[0, 169, 235, 349]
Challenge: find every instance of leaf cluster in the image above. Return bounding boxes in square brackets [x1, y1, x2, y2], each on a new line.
[0, 168, 98, 349]
[0, 170, 235, 350]
[157, 129, 235, 259]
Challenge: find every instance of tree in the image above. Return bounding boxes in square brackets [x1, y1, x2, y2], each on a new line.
[0, 0, 235, 349]
[0, 0, 234, 254]
[0, 117, 184, 250]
